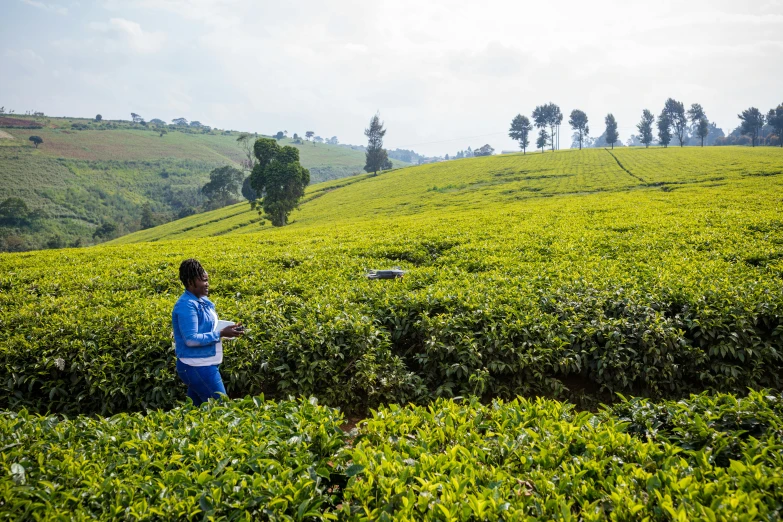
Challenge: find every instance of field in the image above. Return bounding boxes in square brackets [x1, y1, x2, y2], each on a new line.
[0, 116, 408, 251]
[2, 146, 783, 519]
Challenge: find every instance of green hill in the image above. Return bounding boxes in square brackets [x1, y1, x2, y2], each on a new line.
[2, 146, 783, 519]
[0, 115, 408, 251]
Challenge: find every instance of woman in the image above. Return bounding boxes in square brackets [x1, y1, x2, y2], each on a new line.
[172, 258, 244, 406]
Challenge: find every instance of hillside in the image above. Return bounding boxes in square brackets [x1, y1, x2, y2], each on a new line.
[2, 146, 783, 519]
[0, 115, 408, 251]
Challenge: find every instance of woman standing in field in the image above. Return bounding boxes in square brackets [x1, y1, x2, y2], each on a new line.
[172, 259, 244, 406]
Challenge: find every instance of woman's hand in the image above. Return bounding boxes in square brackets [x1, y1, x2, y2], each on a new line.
[220, 323, 245, 338]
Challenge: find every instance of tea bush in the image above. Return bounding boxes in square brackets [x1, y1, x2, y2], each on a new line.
[2, 147, 783, 415]
[2, 392, 781, 520]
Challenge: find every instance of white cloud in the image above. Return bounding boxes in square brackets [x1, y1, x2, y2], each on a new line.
[89, 18, 166, 54]
[21, 0, 68, 15]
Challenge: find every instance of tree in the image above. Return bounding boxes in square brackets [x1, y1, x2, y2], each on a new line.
[0, 197, 30, 226]
[236, 133, 257, 172]
[201, 165, 245, 208]
[688, 104, 710, 147]
[159, 129, 167, 138]
[364, 112, 389, 175]
[604, 114, 619, 149]
[95, 114, 102, 122]
[314, 136, 324, 144]
[663, 98, 688, 146]
[250, 138, 310, 226]
[657, 111, 671, 148]
[738, 107, 765, 147]
[474, 144, 494, 156]
[93, 222, 117, 240]
[241, 176, 257, 207]
[172, 118, 188, 126]
[305, 131, 315, 143]
[508, 114, 533, 153]
[274, 131, 285, 140]
[536, 129, 549, 153]
[533, 103, 562, 152]
[28, 136, 43, 148]
[140, 203, 155, 230]
[637, 109, 655, 148]
[766, 104, 783, 147]
[149, 118, 165, 126]
[328, 136, 339, 145]
[568, 110, 589, 150]
[189, 121, 202, 128]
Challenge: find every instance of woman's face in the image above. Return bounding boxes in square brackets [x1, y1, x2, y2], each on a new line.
[188, 271, 209, 297]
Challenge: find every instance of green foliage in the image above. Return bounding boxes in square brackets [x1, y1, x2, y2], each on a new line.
[664, 98, 688, 147]
[340, 391, 783, 520]
[568, 109, 589, 150]
[2, 392, 780, 520]
[364, 113, 389, 175]
[536, 129, 548, 152]
[201, 165, 245, 209]
[637, 109, 655, 148]
[0, 396, 349, 520]
[251, 138, 310, 226]
[28, 136, 42, 148]
[604, 114, 619, 149]
[533, 103, 563, 151]
[768, 104, 783, 146]
[657, 111, 672, 147]
[508, 114, 532, 153]
[473, 144, 494, 156]
[0, 197, 29, 225]
[739, 107, 766, 147]
[92, 221, 116, 240]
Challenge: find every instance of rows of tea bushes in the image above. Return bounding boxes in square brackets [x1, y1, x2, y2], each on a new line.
[2, 148, 783, 415]
[2, 391, 781, 520]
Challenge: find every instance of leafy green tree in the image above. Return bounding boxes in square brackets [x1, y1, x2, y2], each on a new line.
[657, 111, 671, 148]
[687, 104, 710, 147]
[568, 110, 589, 150]
[92, 222, 117, 240]
[738, 107, 765, 147]
[201, 165, 245, 209]
[533, 103, 563, 151]
[242, 176, 257, 207]
[28, 136, 43, 148]
[604, 114, 619, 149]
[663, 98, 688, 146]
[637, 109, 655, 148]
[508, 114, 532, 153]
[95, 114, 102, 122]
[250, 138, 310, 226]
[305, 131, 315, 144]
[766, 104, 783, 147]
[536, 129, 548, 152]
[474, 144, 494, 156]
[274, 131, 285, 140]
[364, 113, 389, 175]
[172, 118, 188, 126]
[140, 203, 155, 230]
[0, 197, 30, 226]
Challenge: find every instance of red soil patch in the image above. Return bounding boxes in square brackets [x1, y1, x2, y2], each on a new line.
[0, 117, 43, 129]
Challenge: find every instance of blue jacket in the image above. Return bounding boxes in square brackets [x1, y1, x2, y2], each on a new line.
[172, 290, 220, 359]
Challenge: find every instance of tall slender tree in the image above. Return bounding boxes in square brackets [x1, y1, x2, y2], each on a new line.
[536, 129, 549, 153]
[364, 112, 389, 175]
[766, 103, 783, 146]
[663, 98, 688, 146]
[568, 110, 589, 150]
[738, 107, 765, 147]
[508, 114, 533, 154]
[604, 114, 619, 149]
[532, 103, 562, 152]
[657, 111, 672, 148]
[687, 103, 710, 147]
[637, 109, 655, 148]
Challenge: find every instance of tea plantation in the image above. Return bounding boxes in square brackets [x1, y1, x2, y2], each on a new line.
[2, 146, 783, 519]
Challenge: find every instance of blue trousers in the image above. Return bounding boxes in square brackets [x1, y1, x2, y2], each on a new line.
[176, 360, 227, 406]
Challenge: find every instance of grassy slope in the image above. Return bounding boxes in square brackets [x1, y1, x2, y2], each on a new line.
[0, 116, 408, 250]
[111, 146, 783, 243]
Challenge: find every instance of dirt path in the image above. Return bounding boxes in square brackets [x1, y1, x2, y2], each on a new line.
[0, 130, 16, 139]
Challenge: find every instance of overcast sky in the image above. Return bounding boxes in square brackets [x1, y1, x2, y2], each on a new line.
[2, 0, 782, 156]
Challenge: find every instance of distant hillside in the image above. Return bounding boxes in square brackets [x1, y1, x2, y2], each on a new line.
[0, 115, 408, 251]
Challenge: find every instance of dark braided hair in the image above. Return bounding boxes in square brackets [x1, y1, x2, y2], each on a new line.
[179, 258, 206, 288]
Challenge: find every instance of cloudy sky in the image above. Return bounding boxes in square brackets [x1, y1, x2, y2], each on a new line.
[2, 0, 782, 156]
